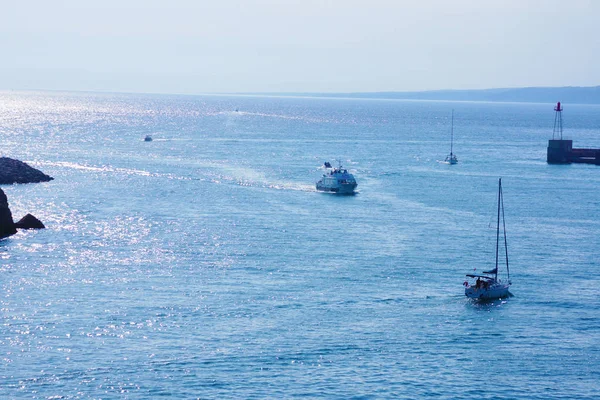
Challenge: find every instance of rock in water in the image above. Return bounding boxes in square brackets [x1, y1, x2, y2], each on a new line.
[0, 188, 17, 238]
[15, 213, 45, 229]
[0, 157, 53, 184]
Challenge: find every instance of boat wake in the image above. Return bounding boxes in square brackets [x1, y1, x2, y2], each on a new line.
[37, 160, 316, 192]
[209, 172, 315, 192]
[145, 138, 193, 142]
[215, 110, 332, 124]
[37, 161, 193, 181]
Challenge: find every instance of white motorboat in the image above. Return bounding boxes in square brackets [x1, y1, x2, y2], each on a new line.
[316, 161, 357, 194]
[464, 178, 512, 300]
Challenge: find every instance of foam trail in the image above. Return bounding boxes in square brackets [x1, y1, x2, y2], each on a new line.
[36, 161, 192, 181]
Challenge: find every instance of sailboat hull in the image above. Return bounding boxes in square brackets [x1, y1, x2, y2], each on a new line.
[465, 282, 510, 300]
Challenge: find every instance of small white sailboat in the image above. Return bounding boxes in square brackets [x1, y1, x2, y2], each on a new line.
[464, 178, 512, 300]
[444, 110, 458, 165]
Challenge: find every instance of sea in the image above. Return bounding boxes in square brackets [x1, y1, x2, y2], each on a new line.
[1, 90, 599, 399]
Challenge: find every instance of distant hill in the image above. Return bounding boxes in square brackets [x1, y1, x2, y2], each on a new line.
[261, 86, 600, 104]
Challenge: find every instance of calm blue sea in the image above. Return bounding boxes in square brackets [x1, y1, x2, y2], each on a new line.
[1, 91, 599, 399]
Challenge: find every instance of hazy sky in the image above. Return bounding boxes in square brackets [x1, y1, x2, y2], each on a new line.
[1, 0, 599, 94]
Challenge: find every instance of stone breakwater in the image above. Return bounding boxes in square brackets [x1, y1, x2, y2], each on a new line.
[0, 157, 53, 184]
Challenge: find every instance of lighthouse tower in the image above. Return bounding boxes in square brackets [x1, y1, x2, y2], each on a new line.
[552, 101, 563, 140]
[547, 102, 572, 164]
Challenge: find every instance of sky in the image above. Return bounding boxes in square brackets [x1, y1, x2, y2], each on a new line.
[0, 0, 599, 94]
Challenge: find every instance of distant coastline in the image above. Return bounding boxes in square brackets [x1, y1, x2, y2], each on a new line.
[4, 86, 600, 105]
[243, 86, 600, 105]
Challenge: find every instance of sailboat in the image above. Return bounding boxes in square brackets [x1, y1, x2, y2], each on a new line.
[464, 178, 512, 300]
[444, 110, 458, 165]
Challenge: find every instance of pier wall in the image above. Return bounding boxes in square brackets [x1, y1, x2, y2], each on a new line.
[547, 139, 600, 165]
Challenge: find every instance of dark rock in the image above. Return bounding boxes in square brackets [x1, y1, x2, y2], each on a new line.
[15, 213, 45, 229]
[0, 188, 17, 238]
[0, 157, 53, 184]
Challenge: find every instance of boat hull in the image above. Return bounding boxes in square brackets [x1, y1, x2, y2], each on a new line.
[445, 155, 458, 164]
[316, 182, 357, 194]
[465, 283, 510, 300]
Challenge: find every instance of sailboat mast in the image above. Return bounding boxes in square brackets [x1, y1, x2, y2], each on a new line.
[501, 180, 510, 281]
[450, 109, 454, 155]
[495, 178, 501, 281]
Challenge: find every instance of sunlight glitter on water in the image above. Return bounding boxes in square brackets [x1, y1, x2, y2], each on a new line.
[1, 91, 600, 399]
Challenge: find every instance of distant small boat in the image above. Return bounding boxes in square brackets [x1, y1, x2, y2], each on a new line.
[316, 160, 357, 194]
[464, 178, 512, 300]
[444, 110, 458, 165]
[144, 135, 153, 142]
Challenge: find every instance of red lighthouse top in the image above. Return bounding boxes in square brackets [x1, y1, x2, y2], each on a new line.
[555, 102, 562, 111]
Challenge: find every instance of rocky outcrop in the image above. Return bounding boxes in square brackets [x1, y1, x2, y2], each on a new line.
[0, 189, 17, 238]
[0, 157, 53, 184]
[0, 189, 45, 238]
[15, 213, 45, 229]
